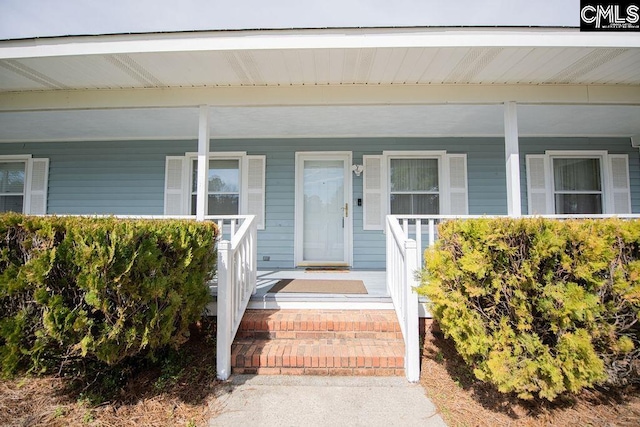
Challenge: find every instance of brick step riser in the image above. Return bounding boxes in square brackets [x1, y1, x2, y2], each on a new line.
[238, 322, 401, 334]
[236, 330, 403, 340]
[233, 367, 405, 376]
[232, 354, 404, 370]
[231, 338, 405, 377]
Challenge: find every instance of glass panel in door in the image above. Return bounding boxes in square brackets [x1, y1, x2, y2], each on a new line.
[302, 159, 346, 262]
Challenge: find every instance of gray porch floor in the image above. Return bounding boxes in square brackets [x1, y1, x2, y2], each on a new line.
[250, 270, 393, 310]
[208, 269, 431, 313]
[208, 270, 394, 312]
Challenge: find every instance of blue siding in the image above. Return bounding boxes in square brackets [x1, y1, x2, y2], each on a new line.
[1, 137, 637, 269]
[0, 140, 195, 215]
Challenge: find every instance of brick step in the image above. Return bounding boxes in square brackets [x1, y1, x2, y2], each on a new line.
[231, 337, 405, 376]
[238, 309, 401, 339]
[236, 329, 402, 340]
[231, 309, 406, 377]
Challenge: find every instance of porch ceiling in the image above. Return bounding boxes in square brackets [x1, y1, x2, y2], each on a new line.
[1, 28, 638, 143]
[0, 104, 639, 142]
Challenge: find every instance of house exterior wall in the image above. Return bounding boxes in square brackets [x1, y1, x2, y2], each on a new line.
[1, 136, 637, 269]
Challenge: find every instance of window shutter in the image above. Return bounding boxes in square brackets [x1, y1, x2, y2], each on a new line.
[164, 156, 187, 215]
[363, 155, 384, 230]
[445, 154, 468, 215]
[26, 158, 49, 215]
[608, 154, 631, 214]
[245, 155, 266, 230]
[526, 155, 551, 215]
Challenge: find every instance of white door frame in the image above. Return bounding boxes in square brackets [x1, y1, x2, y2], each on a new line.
[294, 151, 353, 267]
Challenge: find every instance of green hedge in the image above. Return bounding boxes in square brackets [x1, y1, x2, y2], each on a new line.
[420, 218, 640, 400]
[0, 213, 218, 375]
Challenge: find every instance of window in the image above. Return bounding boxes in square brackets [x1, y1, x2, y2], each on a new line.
[0, 156, 49, 215]
[552, 157, 603, 214]
[526, 151, 631, 215]
[389, 158, 440, 215]
[362, 151, 468, 230]
[190, 159, 240, 215]
[164, 153, 266, 229]
[0, 161, 26, 213]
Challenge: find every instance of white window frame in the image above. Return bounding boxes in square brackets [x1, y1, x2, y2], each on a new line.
[186, 152, 244, 216]
[549, 151, 607, 215]
[527, 150, 631, 215]
[0, 155, 29, 214]
[385, 151, 446, 216]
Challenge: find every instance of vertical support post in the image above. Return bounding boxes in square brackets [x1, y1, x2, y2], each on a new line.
[196, 105, 210, 221]
[504, 101, 522, 217]
[385, 216, 392, 297]
[216, 240, 232, 380]
[251, 218, 258, 295]
[404, 239, 420, 382]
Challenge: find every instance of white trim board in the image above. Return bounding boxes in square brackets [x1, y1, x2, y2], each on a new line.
[2, 28, 640, 60]
[3, 85, 640, 112]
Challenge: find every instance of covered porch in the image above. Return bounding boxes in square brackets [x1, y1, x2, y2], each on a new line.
[1, 27, 639, 383]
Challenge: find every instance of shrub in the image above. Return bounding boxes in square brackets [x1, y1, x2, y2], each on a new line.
[0, 213, 218, 376]
[420, 218, 640, 401]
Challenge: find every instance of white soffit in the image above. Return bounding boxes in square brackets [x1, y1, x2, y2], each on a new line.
[0, 104, 639, 142]
[1, 29, 640, 91]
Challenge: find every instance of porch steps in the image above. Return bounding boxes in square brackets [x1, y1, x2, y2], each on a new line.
[231, 309, 405, 376]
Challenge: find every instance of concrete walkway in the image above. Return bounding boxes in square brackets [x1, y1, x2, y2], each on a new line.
[209, 375, 447, 426]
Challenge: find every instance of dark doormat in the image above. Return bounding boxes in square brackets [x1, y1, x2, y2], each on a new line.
[305, 267, 350, 273]
[268, 279, 367, 294]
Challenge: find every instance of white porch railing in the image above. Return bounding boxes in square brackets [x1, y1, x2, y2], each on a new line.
[387, 213, 640, 383]
[212, 215, 258, 381]
[386, 215, 420, 382]
[394, 213, 640, 273]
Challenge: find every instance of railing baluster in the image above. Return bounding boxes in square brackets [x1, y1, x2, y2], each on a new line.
[428, 219, 435, 247]
[415, 219, 422, 268]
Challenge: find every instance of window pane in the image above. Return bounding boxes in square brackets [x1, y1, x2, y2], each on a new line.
[390, 194, 439, 215]
[209, 160, 240, 192]
[0, 195, 24, 213]
[191, 159, 240, 192]
[413, 194, 439, 214]
[390, 159, 438, 192]
[0, 162, 25, 193]
[555, 194, 602, 214]
[208, 194, 239, 215]
[390, 194, 411, 214]
[190, 194, 239, 215]
[553, 158, 601, 192]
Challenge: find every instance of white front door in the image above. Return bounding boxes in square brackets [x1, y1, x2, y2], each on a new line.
[295, 152, 352, 266]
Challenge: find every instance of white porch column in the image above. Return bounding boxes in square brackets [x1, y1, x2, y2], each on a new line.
[504, 101, 522, 217]
[196, 105, 210, 221]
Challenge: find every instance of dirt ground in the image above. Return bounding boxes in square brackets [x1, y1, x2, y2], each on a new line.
[3, 318, 639, 427]
[0, 320, 220, 427]
[420, 323, 640, 427]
